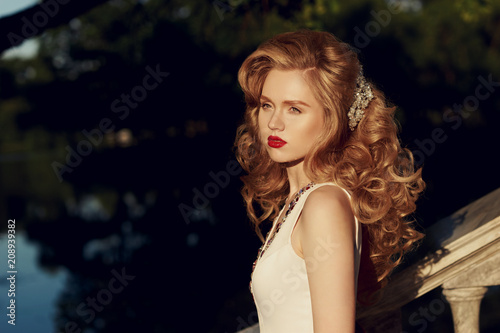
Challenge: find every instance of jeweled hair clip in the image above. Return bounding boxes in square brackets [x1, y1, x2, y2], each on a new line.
[347, 67, 374, 131]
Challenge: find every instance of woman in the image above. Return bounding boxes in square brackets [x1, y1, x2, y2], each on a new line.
[234, 30, 424, 333]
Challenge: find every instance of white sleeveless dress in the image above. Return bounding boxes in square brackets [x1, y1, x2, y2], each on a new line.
[250, 182, 362, 333]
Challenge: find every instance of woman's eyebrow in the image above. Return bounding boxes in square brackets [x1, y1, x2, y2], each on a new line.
[260, 95, 311, 108]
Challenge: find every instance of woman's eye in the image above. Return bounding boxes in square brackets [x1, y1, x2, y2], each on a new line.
[291, 107, 301, 113]
[261, 103, 271, 109]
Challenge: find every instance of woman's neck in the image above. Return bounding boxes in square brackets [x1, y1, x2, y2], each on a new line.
[285, 160, 312, 201]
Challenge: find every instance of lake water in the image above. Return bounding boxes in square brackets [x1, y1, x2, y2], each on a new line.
[0, 231, 68, 333]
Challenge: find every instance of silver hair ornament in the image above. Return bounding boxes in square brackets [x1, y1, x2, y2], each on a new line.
[347, 67, 374, 131]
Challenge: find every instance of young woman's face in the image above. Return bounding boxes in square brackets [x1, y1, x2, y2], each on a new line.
[258, 69, 325, 164]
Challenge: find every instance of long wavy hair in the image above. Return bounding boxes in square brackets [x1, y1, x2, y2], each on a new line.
[234, 30, 425, 304]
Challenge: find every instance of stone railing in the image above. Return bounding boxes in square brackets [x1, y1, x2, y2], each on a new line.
[358, 186, 500, 332]
[237, 187, 500, 333]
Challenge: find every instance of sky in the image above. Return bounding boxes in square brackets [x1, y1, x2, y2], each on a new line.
[0, 0, 39, 59]
[0, 0, 37, 18]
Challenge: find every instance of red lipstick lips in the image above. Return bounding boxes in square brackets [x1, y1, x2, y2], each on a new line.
[268, 135, 287, 148]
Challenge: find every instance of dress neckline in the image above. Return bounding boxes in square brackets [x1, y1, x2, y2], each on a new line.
[249, 182, 315, 293]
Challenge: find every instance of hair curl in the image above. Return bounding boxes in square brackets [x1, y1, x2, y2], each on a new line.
[234, 30, 425, 305]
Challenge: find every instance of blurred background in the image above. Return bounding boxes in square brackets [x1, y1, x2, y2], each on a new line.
[0, 0, 499, 332]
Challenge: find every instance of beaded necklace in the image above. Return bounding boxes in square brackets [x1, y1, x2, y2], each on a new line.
[250, 182, 315, 292]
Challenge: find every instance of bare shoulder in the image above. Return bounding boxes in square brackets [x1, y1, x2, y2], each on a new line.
[298, 185, 355, 239]
[302, 185, 354, 221]
[293, 184, 356, 261]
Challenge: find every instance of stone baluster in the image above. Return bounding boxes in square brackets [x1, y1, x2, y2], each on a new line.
[442, 287, 488, 333]
[441, 249, 500, 333]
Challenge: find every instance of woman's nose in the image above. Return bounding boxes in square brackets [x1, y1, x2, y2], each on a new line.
[268, 111, 284, 131]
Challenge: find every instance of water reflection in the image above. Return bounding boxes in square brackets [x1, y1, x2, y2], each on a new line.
[0, 232, 68, 333]
[24, 190, 156, 333]
[0, 141, 256, 333]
